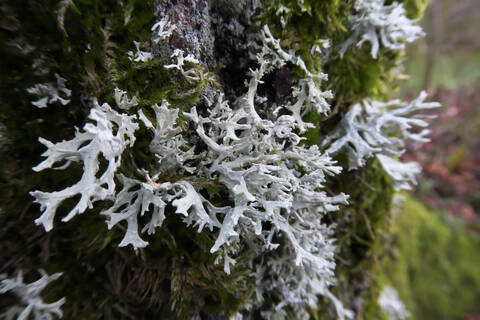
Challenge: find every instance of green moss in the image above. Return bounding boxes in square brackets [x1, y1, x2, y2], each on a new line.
[326, 49, 402, 105]
[400, 0, 430, 19]
[378, 196, 480, 320]
[307, 158, 394, 318]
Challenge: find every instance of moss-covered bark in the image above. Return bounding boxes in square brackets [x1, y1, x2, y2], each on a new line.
[0, 1, 249, 318]
[0, 0, 430, 319]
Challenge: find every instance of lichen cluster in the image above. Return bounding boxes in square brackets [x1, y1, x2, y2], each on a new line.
[0, 0, 435, 319]
[0, 270, 65, 320]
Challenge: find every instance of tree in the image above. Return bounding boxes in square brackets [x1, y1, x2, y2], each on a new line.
[0, 0, 434, 318]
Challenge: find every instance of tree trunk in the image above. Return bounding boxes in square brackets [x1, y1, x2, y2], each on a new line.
[0, 0, 431, 319]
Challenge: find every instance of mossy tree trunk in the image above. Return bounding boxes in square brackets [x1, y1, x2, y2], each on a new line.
[0, 0, 428, 319]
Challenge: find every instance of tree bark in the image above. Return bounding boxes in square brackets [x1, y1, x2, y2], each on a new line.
[0, 0, 430, 319]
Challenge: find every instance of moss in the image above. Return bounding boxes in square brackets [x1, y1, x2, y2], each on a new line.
[378, 196, 480, 320]
[326, 158, 394, 319]
[400, 0, 430, 19]
[325, 49, 403, 104]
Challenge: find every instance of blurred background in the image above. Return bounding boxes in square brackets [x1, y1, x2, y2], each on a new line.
[382, 0, 480, 319]
[404, 0, 480, 225]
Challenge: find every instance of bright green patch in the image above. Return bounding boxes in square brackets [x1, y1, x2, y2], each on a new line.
[379, 196, 480, 319]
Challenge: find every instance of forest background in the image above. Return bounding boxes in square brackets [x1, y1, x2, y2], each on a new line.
[386, 0, 480, 319]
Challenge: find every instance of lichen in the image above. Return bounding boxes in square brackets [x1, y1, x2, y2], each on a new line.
[0, 270, 65, 320]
